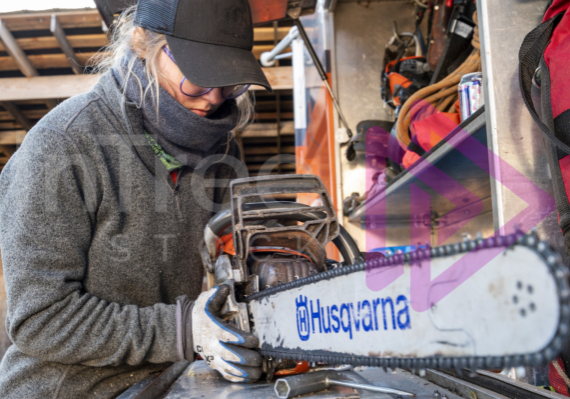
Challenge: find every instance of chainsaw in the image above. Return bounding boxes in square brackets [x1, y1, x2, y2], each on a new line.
[200, 174, 570, 378]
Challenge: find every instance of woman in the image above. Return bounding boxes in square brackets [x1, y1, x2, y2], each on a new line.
[0, 0, 271, 398]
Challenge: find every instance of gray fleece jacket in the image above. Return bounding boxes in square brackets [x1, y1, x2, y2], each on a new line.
[0, 71, 242, 399]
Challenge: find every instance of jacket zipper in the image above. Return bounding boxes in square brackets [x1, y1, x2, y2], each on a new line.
[173, 169, 183, 220]
[158, 168, 183, 220]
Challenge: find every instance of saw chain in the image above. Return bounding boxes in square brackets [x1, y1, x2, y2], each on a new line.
[245, 232, 570, 371]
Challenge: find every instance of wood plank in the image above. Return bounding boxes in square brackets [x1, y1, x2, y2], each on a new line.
[0, 67, 292, 101]
[0, 145, 15, 157]
[0, 102, 33, 130]
[0, 122, 22, 129]
[255, 89, 293, 97]
[0, 34, 109, 52]
[0, 46, 287, 71]
[0, 130, 26, 145]
[244, 145, 295, 155]
[0, 28, 284, 53]
[253, 27, 290, 42]
[1, 10, 286, 36]
[239, 122, 295, 138]
[242, 137, 295, 145]
[246, 157, 296, 164]
[1, 10, 102, 32]
[248, 163, 296, 172]
[13, 100, 48, 105]
[254, 112, 294, 120]
[255, 100, 294, 112]
[252, 66, 292, 92]
[0, 51, 104, 71]
[245, 155, 276, 163]
[0, 19, 38, 77]
[252, 44, 291, 60]
[0, 109, 46, 121]
[51, 14, 84, 75]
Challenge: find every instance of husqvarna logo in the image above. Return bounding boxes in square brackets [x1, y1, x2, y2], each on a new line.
[296, 295, 310, 341]
[295, 294, 411, 341]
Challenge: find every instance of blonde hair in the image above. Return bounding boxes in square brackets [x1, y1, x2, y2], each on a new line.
[92, 5, 255, 132]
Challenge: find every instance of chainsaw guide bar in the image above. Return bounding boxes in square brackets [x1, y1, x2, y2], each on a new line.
[246, 232, 570, 371]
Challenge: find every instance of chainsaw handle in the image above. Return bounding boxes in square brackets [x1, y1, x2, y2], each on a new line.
[204, 202, 362, 265]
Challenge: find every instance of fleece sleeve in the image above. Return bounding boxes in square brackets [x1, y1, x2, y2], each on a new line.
[0, 127, 179, 367]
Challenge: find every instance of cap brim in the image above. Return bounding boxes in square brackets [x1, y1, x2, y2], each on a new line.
[166, 35, 273, 93]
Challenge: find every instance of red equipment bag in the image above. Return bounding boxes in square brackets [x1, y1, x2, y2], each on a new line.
[519, 0, 570, 257]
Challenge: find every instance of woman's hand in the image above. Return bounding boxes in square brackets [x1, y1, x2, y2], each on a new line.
[176, 285, 262, 382]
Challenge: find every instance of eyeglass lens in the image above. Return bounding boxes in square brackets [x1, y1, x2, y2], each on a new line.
[163, 47, 250, 100]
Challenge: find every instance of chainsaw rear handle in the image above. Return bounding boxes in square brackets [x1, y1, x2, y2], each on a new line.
[204, 202, 362, 265]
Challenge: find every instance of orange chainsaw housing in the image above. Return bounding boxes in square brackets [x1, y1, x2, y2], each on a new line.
[385, 56, 425, 106]
[216, 234, 312, 377]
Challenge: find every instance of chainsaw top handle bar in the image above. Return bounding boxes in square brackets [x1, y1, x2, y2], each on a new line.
[205, 202, 362, 265]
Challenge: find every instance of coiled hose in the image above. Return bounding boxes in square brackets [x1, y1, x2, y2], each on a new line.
[395, 11, 481, 148]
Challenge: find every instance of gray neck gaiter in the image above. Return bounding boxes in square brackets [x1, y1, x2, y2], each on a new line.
[112, 53, 239, 169]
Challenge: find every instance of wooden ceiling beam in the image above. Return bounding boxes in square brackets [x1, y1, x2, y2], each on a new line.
[254, 112, 294, 120]
[252, 66, 293, 91]
[0, 19, 58, 110]
[50, 14, 84, 75]
[0, 18, 37, 78]
[0, 109, 47, 121]
[0, 51, 102, 72]
[248, 163, 296, 172]
[0, 34, 109, 52]
[0, 102, 33, 131]
[0, 45, 286, 72]
[239, 122, 295, 138]
[253, 27, 290, 42]
[0, 130, 26, 145]
[0, 28, 288, 53]
[0, 145, 15, 157]
[0, 10, 291, 35]
[0, 74, 99, 102]
[244, 145, 295, 155]
[0, 67, 292, 102]
[255, 100, 294, 112]
[0, 10, 102, 32]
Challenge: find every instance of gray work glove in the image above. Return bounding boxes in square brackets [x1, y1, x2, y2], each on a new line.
[176, 285, 262, 382]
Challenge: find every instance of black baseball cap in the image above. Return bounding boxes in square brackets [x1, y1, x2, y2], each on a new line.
[134, 0, 272, 92]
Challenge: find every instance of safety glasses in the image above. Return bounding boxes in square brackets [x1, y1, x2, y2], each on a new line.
[162, 46, 250, 100]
